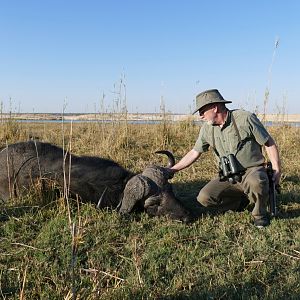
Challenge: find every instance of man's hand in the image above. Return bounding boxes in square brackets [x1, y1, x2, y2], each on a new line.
[273, 169, 281, 186]
[265, 136, 281, 186]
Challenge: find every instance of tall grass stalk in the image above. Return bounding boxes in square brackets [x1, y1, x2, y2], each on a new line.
[5, 141, 12, 199]
[60, 101, 80, 300]
[19, 265, 27, 300]
[263, 37, 280, 123]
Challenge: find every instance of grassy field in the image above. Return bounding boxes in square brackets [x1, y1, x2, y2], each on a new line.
[0, 119, 300, 299]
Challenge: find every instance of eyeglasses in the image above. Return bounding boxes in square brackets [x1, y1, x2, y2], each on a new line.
[198, 104, 215, 116]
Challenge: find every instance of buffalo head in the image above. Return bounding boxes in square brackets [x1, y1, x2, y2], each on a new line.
[118, 151, 192, 222]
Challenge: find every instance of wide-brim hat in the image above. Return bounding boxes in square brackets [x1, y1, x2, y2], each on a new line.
[192, 89, 232, 115]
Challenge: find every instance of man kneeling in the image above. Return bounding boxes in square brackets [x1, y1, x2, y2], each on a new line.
[170, 89, 281, 228]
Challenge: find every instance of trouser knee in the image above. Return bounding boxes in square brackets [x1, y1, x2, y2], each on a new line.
[197, 190, 215, 207]
[246, 173, 269, 202]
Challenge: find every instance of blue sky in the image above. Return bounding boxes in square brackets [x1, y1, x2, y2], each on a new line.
[0, 0, 299, 114]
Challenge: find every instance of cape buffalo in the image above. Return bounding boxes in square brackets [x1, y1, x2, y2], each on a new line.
[0, 141, 191, 222]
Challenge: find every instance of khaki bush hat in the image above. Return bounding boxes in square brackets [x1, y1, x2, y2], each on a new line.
[192, 89, 232, 115]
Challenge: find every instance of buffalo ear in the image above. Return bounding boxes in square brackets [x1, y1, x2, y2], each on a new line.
[144, 195, 160, 208]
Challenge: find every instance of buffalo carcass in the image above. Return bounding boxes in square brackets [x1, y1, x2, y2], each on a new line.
[0, 141, 191, 222]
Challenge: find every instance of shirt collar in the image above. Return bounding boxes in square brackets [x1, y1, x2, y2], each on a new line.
[220, 109, 232, 130]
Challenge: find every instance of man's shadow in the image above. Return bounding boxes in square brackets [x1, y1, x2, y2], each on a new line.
[275, 174, 300, 219]
[172, 179, 207, 218]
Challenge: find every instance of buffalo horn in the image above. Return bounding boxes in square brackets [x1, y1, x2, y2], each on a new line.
[155, 150, 175, 168]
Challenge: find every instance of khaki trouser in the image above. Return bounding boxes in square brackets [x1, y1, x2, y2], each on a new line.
[197, 166, 269, 218]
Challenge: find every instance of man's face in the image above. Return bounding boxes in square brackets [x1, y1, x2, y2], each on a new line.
[198, 104, 217, 125]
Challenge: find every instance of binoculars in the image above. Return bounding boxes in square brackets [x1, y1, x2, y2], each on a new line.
[219, 154, 245, 184]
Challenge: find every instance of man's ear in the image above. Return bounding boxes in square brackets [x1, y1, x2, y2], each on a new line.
[213, 104, 219, 112]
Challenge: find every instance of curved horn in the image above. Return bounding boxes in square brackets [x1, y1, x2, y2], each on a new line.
[155, 150, 175, 168]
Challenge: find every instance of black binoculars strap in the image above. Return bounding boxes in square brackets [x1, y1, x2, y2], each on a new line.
[211, 127, 220, 157]
[211, 111, 243, 157]
[231, 114, 242, 144]
[232, 115, 254, 154]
